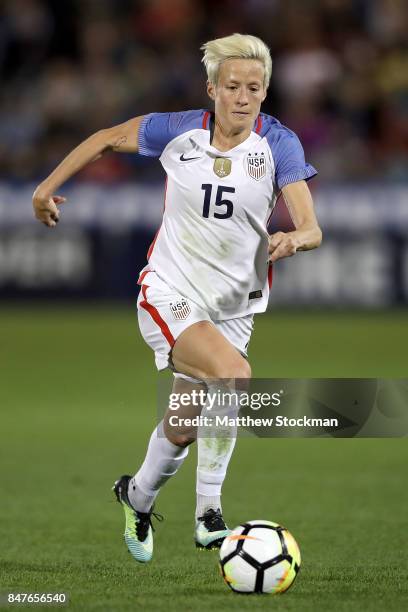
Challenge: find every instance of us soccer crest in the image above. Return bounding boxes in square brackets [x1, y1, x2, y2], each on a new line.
[246, 152, 266, 180]
[170, 299, 191, 320]
[213, 157, 232, 178]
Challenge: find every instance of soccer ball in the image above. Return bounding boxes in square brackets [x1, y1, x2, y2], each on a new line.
[219, 520, 301, 594]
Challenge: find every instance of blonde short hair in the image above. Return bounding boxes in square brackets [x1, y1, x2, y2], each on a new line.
[201, 33, 272, 89]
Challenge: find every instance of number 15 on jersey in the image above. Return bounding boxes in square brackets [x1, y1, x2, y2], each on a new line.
[201, 184, 235, 219]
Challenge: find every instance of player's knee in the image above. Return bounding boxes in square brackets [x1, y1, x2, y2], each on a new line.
[235, 359, 251, 381]
[163, 420, 196, 447]
[167, 431, 195, 448]
[212, 357, 251, 381]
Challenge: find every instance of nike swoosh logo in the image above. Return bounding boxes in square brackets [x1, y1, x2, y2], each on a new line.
[180, 153, 200, 161]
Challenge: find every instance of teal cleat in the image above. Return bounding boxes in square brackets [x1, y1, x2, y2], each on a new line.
[113, 475, 163, 563]
[195, 508, 230, 550]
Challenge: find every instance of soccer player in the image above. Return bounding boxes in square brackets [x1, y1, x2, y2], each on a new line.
[33, 33, 322, 563]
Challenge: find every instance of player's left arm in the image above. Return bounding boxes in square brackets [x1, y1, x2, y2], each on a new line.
[268, 180, 322, 263]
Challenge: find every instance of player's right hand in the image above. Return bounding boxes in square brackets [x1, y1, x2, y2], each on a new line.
[32, 191, 67, 228]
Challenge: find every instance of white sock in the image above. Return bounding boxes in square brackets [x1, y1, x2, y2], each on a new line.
[195, 382, 238, 520]
[128, 421, 189, 512]
[196, 494, 223, 519]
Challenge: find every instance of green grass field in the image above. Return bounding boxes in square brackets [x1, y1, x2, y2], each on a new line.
[1, 307, 407, 611]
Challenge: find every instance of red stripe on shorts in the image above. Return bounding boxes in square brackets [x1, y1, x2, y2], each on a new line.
[139, 285, 175, 347]
[137, 270, 150, 285]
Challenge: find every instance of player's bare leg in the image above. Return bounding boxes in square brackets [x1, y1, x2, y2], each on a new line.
[172, 321, 251, 549]
[163, 376, 206, 446]
[115, 321, 250, 560]
[172, 321, 251, 382]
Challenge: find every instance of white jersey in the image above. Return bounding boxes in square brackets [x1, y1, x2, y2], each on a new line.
[137, 110, 317, 320]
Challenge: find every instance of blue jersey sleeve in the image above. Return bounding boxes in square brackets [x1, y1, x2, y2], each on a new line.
[262, 115, 317, 189]
[138, 110, 205, 157]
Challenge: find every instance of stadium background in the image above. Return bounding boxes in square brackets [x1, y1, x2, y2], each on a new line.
[1, 1, 407, 611]
[0, 0, 407, 304]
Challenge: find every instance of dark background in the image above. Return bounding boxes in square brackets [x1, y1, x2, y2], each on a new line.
[0, 0, 407, 304]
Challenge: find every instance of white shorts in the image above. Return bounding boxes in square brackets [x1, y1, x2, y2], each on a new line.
[137, 271, 254, 371]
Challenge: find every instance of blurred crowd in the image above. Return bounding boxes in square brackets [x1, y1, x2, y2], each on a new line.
[0, 0, 407, 183]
